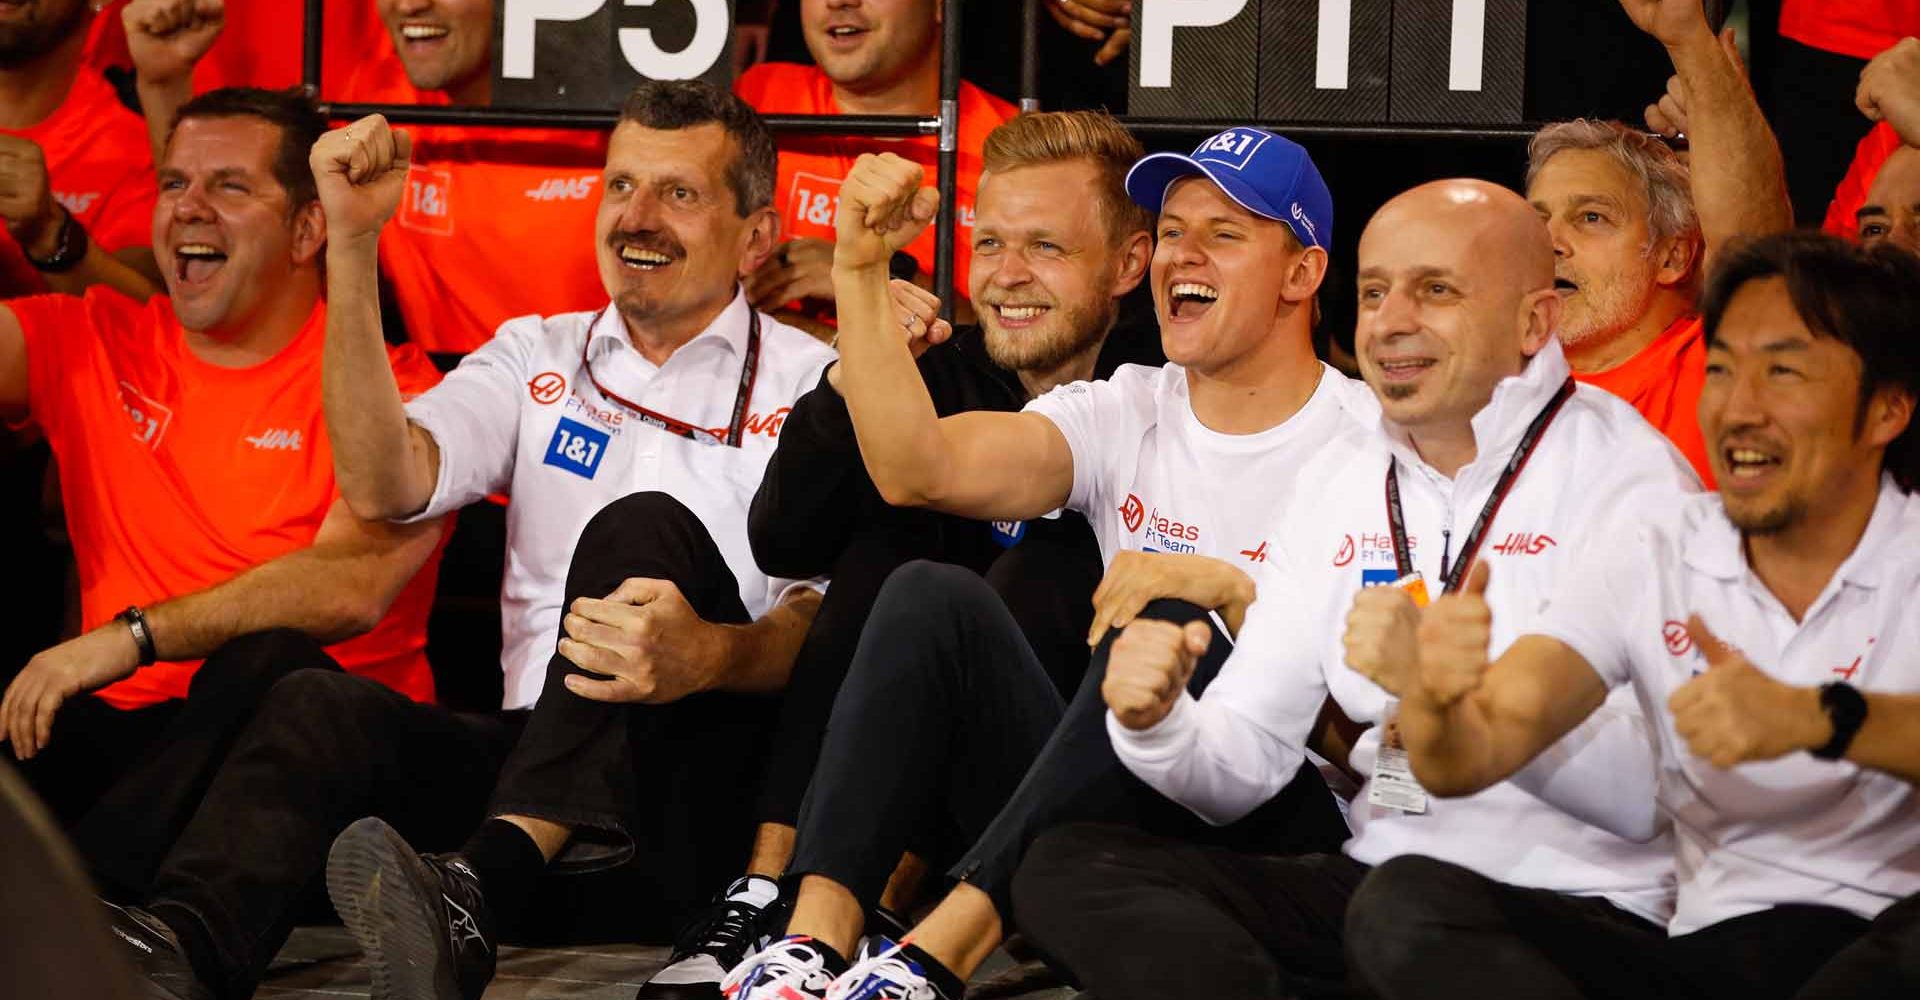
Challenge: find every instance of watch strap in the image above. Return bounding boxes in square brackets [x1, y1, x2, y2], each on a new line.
[117, 605, 158, 666]
[1811, 681, 1868, 761]
[27, 206, 89, 274]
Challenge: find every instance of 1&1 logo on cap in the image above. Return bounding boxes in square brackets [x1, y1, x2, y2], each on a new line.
[1194, 128, 1272, 171]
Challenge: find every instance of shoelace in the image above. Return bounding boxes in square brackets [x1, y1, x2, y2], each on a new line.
[720, 939, 834, 997]
[677, 899, 761, 969]
[826, 941, 937, 1000]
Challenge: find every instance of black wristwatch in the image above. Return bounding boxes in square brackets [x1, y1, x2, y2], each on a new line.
[25, 206, 88, 274]
[116, 605, 158, 666]
[1811, 681, 1868, 761]
[888, 249, 919, 283]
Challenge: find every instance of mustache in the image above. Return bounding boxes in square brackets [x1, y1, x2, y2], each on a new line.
[606, 230, 685, 260]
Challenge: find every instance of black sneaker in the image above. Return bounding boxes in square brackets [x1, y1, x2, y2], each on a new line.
[100, 901, 215, 1000]
[326, 817, 497, 1000]
[637, 874, 785, 999]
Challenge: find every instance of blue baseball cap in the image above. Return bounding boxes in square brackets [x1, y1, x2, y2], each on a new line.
[1125, 127, 1333, 250]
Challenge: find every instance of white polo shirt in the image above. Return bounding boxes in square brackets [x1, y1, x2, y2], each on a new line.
[1025, 361, 1368, 571]
[403, 292, 836, 709]
[1112, 341, 1700, 923]
[1536, 477, 1920, 934]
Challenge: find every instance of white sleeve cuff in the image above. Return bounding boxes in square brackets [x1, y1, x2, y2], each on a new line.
[1107, 690, 1201, 764]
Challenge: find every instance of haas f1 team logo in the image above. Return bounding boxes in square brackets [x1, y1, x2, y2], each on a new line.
[1119, 494, 1146, 533]
[1332, 534, 1356, 567]
[1490, 532, 1556, 556]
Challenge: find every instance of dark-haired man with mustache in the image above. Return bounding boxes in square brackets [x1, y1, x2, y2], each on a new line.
[91, 81, 835, 1000]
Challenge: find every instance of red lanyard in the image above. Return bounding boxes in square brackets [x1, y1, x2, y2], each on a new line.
[1385, 377, 1575, 593]
[578, 307, 762, 448]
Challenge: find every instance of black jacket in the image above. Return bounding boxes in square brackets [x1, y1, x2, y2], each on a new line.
[748, 305, 1166, 580]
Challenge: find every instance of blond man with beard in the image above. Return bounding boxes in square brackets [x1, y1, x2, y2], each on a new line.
[634, 109, 1165, 1000]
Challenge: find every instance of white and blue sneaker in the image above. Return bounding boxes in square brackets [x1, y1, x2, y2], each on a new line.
[720, 935, 842, 1000]
[824, 937, 951, 1000]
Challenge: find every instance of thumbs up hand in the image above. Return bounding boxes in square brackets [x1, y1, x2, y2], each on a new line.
[1413, 560, 1496, 708]
[1668, 615, 1830, 767]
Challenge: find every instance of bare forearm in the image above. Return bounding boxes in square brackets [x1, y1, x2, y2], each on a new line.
[710, 587, 822, 694]
[324, 239, 435, 519]
[1669, 32, 1792, 255]
[1396, 693, 1510, 796]
[830, 261, 956, 507]
[137, 76, 195, 166]
[142, 523, 441, 660]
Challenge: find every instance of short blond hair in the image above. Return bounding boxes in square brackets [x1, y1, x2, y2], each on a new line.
[981, 110, 1152, 242]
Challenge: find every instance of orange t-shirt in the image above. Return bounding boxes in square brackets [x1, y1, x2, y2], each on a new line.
[1780, 0, 1920, 61]
[12, 288, 445, 709]
[1824, 121, 1904, 239]
[734, 63, 1017, 288]
[1573, 314, 1715, 488]
[342, 57, 609, 354]
[0, 70, 155, 296]
[86, 0, 384, 98]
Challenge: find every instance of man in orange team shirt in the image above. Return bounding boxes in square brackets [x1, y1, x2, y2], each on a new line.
[0, 0, 160, 300]
[133, 0, 608, 354]
[735, 0, 1015, 332]
[1830, 38, 1920, 251]
[87, 0, 380, 98]
[1526, 0, 1796, 487]
[0, 87, 448, 877]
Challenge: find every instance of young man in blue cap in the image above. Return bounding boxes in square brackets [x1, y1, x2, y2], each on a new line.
[718, 129, 1365, 999]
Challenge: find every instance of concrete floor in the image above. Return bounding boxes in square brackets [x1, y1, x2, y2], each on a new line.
[255, 927, 1080, 999]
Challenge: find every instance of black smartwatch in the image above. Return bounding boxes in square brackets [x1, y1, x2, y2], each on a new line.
[1811, 681, 1868, 760]
[25, 206, 88, 274]
[116, 605, 158, 666]
[888, 249, 919, 283]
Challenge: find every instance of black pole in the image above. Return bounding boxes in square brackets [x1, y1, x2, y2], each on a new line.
[319, 105, 937, 136]
[302, 0, 323, 97]
[1115, 119, 1548, 141]
[1020, 0, 1040, 112]
[932, 0, 962, 322]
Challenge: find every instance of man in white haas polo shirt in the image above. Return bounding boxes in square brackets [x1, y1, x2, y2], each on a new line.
[193, 81, 826, 1000]
[1340, 231, 1920, 1000]
[1010, 180, 1699, 1000]
[718, 130, 1362, 1000]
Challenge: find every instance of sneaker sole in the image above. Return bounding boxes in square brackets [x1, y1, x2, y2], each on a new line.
[326, 817, 463, 1000]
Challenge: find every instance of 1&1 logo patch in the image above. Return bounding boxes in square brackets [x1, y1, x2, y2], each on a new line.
[990, 520, 1028, 548]
[544, 417, 610, 479]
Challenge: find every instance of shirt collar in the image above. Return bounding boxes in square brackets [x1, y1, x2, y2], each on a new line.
[1683, 473, 1917, 588]
[1379, 338, 1574, 478]
[585, 287, 754, 363]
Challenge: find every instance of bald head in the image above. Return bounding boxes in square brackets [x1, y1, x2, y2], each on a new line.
[1353, 178, 1564, 449]
[1366, 179, 1555, 293]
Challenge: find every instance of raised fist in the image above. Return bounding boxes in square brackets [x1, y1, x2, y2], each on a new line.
[1618, 0, 1714, 50]
[309, 116, 413, 246]
[0, 135, 59, 255]
[833, 152, 940, 271]
[125, 0, 226, 86]
[1858, 37, 1920, 147]
[1343, 582, 1425, 698]
[1103, 619, 1211, 731]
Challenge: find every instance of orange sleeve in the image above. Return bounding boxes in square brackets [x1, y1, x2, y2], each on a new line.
[1824, 122, 1903, 239]
[734, 63, 774, 105]
[385, 342, 446, 400]
[10, 292, 104, 430]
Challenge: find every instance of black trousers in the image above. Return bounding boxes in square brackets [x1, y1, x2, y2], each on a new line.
[1016, 831, 1660, 1000]
[754, 524, 1099, 832]
[139, 490, 776, 997]
[787, 562, 1348, 918]
[17, 632, 326, 828]
[1797, 890, 1920, 1000]
[1345, 854, 1864, 1000]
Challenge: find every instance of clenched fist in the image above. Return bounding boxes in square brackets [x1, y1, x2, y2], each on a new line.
[833, 152, 940, 272]
[1668, 615, 1829, 768]
[1413, 561, 1494, 707]
[125, 0, 225, 86]
[1103, 618, 1211, 731]
[309, 115, 413, 247]
[558, 578, 729, 705]
[0, 135, 59, 256]
[1858, 37, 1920, 146]
[1343, 578, 1425, 698]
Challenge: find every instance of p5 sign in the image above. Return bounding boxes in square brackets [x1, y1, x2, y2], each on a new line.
[493, 0, 734, 109]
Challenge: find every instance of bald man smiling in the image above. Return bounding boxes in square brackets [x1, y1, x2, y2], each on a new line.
[1010, 179, 1701, 1000]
